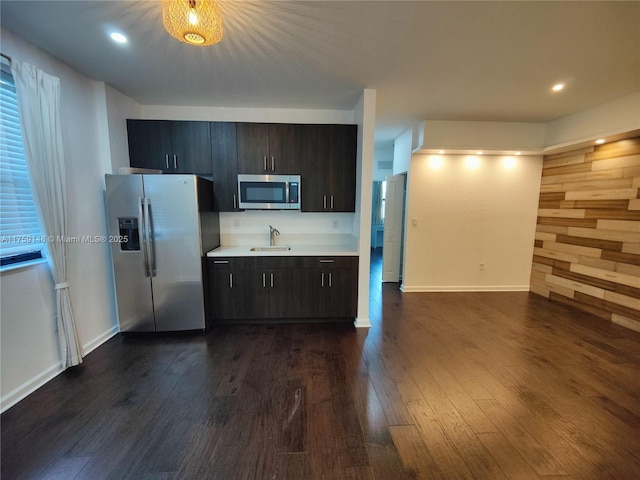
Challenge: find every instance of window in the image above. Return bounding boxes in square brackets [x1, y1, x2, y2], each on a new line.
[0, 62, 46, 269]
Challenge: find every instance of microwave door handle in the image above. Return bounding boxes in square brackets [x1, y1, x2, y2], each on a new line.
[285, 182, 290, 205]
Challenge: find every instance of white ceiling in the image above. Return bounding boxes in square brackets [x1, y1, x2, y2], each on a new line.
[2, 1, 639, 147]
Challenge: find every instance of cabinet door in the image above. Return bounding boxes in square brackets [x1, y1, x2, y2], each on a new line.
[268, 268, 301, 319]
[328, 124, 357, 212]
[235, 267, 270, 319]
[127, 120, 173, 172]
[268, 124, 299, 174]
[324, 266, 357, 318]
[208, 263, 237, 320]
[299, 267, 325, 318]
[299, 125, 330, 212]
[237, 123, 269, 174]
[211, 122, 239, 211]
[171, 121, 212, 174]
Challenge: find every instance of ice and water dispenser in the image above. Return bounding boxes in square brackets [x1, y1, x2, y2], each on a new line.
[118, 217, 140, 251]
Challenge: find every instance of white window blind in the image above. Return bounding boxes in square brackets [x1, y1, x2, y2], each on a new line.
[0, 63, 46, 267]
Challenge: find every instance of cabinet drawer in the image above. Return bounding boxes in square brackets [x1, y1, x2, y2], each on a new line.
[254, 256, 300, 269]
[209, 256, 300, 269]
[300, 256, 357, 268]
[208, 257, 254, 269]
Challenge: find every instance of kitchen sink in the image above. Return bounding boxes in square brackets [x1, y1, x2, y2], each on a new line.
[250, 246, 292, 252]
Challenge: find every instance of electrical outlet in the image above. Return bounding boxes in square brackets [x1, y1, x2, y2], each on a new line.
[479, 262, 485, 270]
[333, 220, 338, 229]
[412, 218, 418, 227]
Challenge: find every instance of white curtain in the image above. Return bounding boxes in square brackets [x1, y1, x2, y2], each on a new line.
[11, 60, 83, 368]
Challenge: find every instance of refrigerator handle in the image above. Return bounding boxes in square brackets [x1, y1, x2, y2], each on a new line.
[144, 197, 157, 277]
[139, 197, 150, 277]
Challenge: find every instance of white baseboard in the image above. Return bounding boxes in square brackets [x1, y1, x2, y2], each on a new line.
[0, 324, 120, 414]
[400, 285, 530, 293]
[355, 316, 371, 328]
[82, 324, 119, 355]
[0, 362, 63, 414]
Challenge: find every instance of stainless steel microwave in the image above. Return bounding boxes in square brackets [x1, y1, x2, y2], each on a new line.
[237, 174, 301, 210]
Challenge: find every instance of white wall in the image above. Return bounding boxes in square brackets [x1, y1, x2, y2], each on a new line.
[141, 105, 354, 124]
[353, 89, 376, 328]
[104, 84, 142, 172]
[402, 153, 542, 291]
[545, 92, 640, 149]
[419, 120, 546, 152]
[373, 145, 393, 181]
[219, 211, 355, 246]
[393, 128, 413, 174]
[0, 31, 119, 412]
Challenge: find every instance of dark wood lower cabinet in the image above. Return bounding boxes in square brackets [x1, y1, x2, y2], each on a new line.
[299, 257, 358, 319]
[207, 255, 357, 324]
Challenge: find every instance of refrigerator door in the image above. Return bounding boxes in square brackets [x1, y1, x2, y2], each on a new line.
[105, 175, 156, 332]
[143, 175, 206, 331]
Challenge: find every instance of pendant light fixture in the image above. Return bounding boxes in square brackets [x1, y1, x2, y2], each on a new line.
[162, 0, 224, 46]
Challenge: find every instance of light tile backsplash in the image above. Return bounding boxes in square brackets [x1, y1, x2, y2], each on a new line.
[219, 211, 356, 246]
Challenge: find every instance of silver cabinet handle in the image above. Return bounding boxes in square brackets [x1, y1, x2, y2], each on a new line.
[263, 156, 268, 171]
[262, 272, 266, 288]
[321, 272, 325, 287]
[173, 154, 177, 169]
[270, 272, 274, 288]
[233, 194, 237, 209]
[323, 195, 327, 209]
[214, 260, 229, 264]
[330, 195, 334, 209]
[329, 272, 333, 288]
[229, 273, 233, 288]
[165, 154, 169, 169]
[271, 156, 275, 171]
[319, 259, 334, 263]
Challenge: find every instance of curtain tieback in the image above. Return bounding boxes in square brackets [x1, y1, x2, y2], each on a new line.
[55, 282, 69, 290]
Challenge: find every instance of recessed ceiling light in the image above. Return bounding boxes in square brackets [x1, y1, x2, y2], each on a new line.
[515, 151, 522, 156]
[438, 150, 445, 154]
[110, 32, 128, 44]
[476, 151, 483, 155]
[595, 138, 606, 145]
[552, 83, 565, 92]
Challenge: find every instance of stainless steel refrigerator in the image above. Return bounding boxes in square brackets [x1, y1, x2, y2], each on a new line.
[105, 174, 219, 332]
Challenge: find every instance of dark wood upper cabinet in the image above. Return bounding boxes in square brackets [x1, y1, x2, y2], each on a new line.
[237, 123, 299, 174]
[210, 122, 239, 212]
[329, 125, 357, 212]
[299, 124, 357, 212]
[126, 120, 172, 171]
[127, 120, 212, 175]
[171, 121, 212, 174]
[299, 124, 330, 212]
[127, 120, 357, 213]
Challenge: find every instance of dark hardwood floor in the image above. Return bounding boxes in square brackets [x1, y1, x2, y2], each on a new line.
[3, 249, 640, 479]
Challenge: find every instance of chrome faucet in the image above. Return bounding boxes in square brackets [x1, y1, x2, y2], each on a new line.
[269, 225, 280, 246]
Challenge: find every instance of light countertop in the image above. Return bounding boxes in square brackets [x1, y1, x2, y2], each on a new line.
[206, 243, 359, 257]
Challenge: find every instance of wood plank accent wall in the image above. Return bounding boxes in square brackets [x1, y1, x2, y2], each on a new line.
[530, 136, 640, 332]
